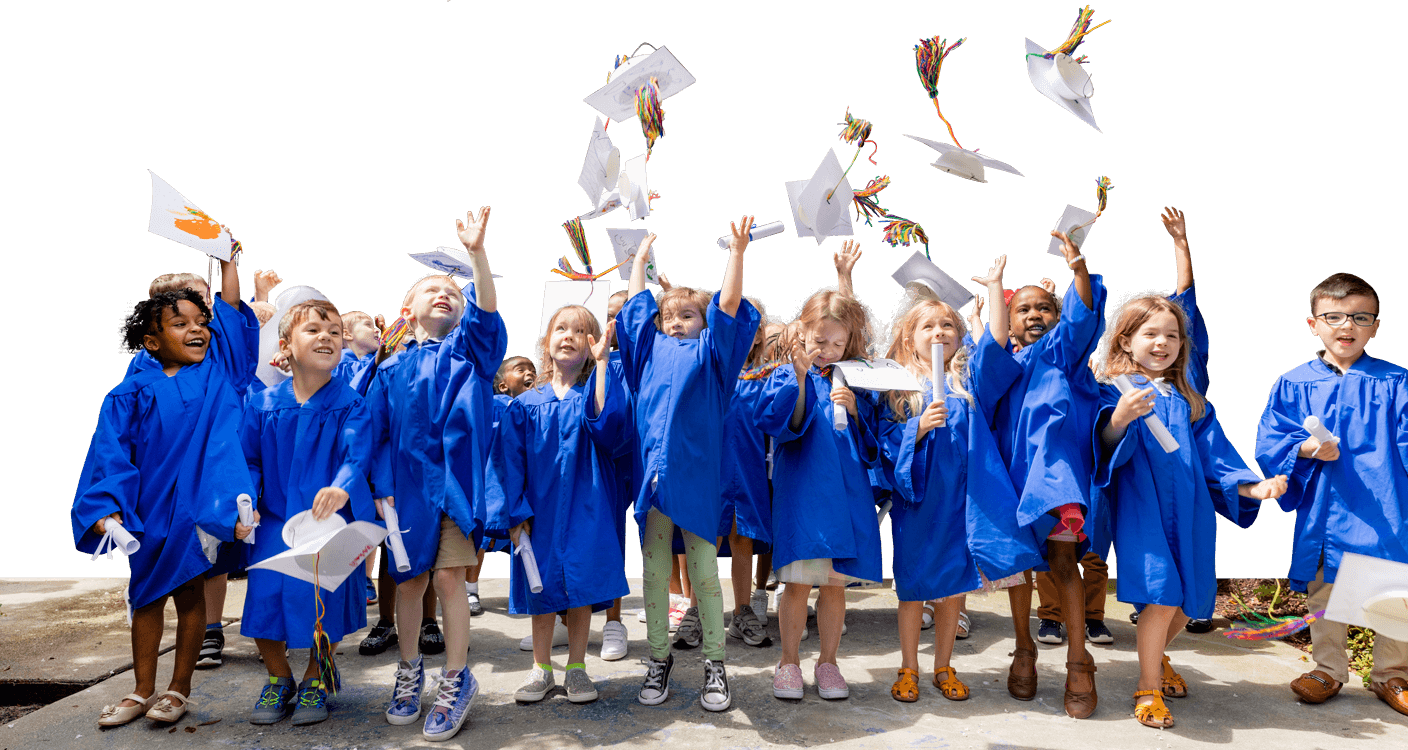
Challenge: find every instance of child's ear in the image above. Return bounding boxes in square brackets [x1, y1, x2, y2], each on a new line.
[1118, 334, 1132, 354]
[401, 306, 415, 324]
[143, 332, 159, 352]
[1306, 316, 1320, 336]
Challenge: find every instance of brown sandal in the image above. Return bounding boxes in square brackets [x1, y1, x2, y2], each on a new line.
[934, 666, 970, 701]
[1134, 689, 1174, 728]
[891, 668, 920, 703]
[1007, 647, 1037, 701]
[1064, 654, 1098, 719]
[1161, 655, 1188, 698]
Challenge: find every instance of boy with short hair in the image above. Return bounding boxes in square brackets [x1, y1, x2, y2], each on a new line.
[1256, 273, 1408, 716]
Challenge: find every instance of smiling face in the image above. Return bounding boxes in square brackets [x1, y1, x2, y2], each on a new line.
[805, 318, 851, 367]
[344, 317, 381, 355]
[909, 306, 963, 367]
[1008, 287, 1060, 346]
[144, 299, 210, 370]
[403, 276, 465, 338]
[497, 357, 536, 396]
[1309, 293, 1379, 365]
[282, 313, 344, 376]
[661, 303, 705, 340]
[1120, 309, 1182, 375]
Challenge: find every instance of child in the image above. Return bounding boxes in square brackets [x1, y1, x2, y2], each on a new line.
[235, 299, 379, 726]
[878, 296, 1040, 703]
[76, 256, 258, 727]
[366, 207, 506, 741]
[617, 220, 760, 711]
[1255, 272, 1408, 717]
[487, 305, 629, 704]
[756, 286, 881, 701]
[1095, 294, 1286, 728]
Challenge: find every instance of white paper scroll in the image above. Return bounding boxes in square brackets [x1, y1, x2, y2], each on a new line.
[91, 518, 140, 561]
[1113, 374, 1180, 453]
[238, 493, 257, 545]
[932, 343, 948, 431]
[1304, 416, 1340, 452]
[716, 221, 785, 250]
[515, 537, 545, 594]
[381, 502, 412, 573]
[877, 499, 893, 526]
[830, 358, 923, 392]
[831, 369, 848, 431]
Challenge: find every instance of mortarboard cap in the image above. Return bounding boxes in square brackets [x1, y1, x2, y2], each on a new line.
[606, 227, 659, 284]
[248, 510, 388, 593]
[407, 247, 503, 280]
[891, 251, 975, 311]
[583, 46, 696, 123]
[147, 171, 234, 261]
[1324, 552, 1408, 641]
[904, 134, 1023, 184]
[1048, 204, 1097, 257]
[1024, 38, 1100, 132]
[786, 150, 854, 244]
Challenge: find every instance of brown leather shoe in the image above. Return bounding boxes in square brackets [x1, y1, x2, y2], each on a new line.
[1371, 677, 1408, 717]
[1007, 647, 1037, 701]
[1290, 670, 1343, 704]
[1064, 654, 1098, 719]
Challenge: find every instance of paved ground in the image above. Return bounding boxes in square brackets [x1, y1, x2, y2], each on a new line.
[2, 577, 1405, 749]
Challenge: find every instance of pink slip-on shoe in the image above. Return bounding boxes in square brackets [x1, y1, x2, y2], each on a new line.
[815, 663, 850, 700]
[773, 663, 804, 700]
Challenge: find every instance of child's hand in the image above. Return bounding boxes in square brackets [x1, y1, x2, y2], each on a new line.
[657, 272, 672, 291]
[311, 487, 350, 520]
[93, 512, 122, 536]
[1040, 278, 1057, 296]
[967, 295, 984, 332]
[834, 240, 862, 277]
[1239, 474, 1289, 500]
[917, 401, 948, 440]
[374, 496, 394, 520]
[235, 509, 261, 540]
[830, 385, 858, 418]
[253, 269, 283, 302]
[971, 255, 1007, 288]
[1300, 436, 1340, 461]
[269, 350, 291, 373]
[728, 215, 754, 254]
[1111, 386, 1156, 431]
[790, 340, 817, 382]
[456, 206, 491, 253]
[1051, 230, 1084, 268]
[1161, 207, 1188, 245]
[509, 519, 532, 547]
[589, 320, 616, 362]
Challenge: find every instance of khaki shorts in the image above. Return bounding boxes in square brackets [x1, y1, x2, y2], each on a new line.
[432, 515, 478, 570]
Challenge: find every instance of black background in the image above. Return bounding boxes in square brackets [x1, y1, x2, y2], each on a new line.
[38, 10, 1379, 579]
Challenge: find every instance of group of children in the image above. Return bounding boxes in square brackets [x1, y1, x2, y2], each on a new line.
[73, 204, 1408, 738]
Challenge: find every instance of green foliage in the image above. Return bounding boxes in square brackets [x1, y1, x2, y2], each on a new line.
[1348, 627, 1375, 687]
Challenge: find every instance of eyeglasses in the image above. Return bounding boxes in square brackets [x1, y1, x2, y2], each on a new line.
[1314, 312, 1378, 327]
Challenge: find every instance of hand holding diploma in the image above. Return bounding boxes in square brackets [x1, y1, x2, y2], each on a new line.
[831, 369, 852, 431]
[91, 515, 139, 560]
[377, 497, 412, 573]
[1112, 374, 1180, 453]
[511, 521, 544, 594]
[237, 493, 259, 544]
[716, 221, 783, 249]
[1301, 416, 1341, 461]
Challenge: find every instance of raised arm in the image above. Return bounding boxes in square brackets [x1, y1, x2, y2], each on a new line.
[218, 248, 240, 309]
[252, 269, 282, 304]
[834, 239, 861, 298]
[1052, 230, 1093, 310]
[627, 233, 658, 299]
[456, 206, 497, 313]
[590, 320, 616, 414]
[718, 215, 753, 318]
[972, 255, 1010, 347]
[1162, 207, 1192, 294]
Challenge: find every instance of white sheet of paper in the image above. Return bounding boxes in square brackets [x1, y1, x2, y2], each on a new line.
[1324, 552, 1408, 641]
[577, 117, 622, 207]
[606, 227, 658, 283]
[891, 251, 975, 311]
[147, 171, 233, 260]
[1049, 205, 1097, 257]
[619, 154, 650, 221]
[583, 46, 697, 123]
[832, 358, 924, 392]
[1024, 38, 1100, 131]
[256, 285, 329, 388]
[793, 150, 854, 244]
[540, 279, 612, 337]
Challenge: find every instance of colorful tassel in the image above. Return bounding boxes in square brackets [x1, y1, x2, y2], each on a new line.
[881, 214, 930, 259]
[311, 552, 341, 695]
[562, 217, 592, 274]
[914, 35, 966, 149]
[838, 108, 879, 165]
[1226, 609, 1325, 641]
[636, 77, 665, 157]
[381, 317, 410, 350]
[852, 176, 891, 226]
[1033, 6, 1111, 63]
[739, 361, 787, 381]
[1094, 175, 1112, 214]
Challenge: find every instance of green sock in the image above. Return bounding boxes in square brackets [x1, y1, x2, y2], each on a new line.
[566, 662, 585, 671]
[537, 663, 553, 672]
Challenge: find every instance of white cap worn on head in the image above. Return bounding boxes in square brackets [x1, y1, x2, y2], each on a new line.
[904, 134, 1023, 184]
[891, 251, 975, 311]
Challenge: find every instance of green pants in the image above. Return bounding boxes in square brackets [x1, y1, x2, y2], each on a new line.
[642, 508, 724, 661]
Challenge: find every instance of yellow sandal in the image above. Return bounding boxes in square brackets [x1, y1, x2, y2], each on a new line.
[1161, 655, 1188, 698]
[891, 668, 920, 703]
[934, 666, 970, 701]
[1134, 689, 1174, 728]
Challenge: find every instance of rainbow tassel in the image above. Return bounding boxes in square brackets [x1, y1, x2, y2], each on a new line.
[1094, 175, 1112, 214]
[381, 317, 410, 350]
[838, 108, 879, 165]
[311, 553, 341, 695]
[636, 77, 665, 157]
[740, 361, 787, 381]
[1225, 609, 1325, 641]
[882, 214, 930, 259]
[1035, 6, 1111, 63]
[914, 35, 966, 149]
[852, 176, 891, 226]
[562, 217, 591, 274]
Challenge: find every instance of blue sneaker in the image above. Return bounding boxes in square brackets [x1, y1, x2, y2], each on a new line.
[422, 668, 477, 742]
[250, 675, 296, 725]
[1037, 618, 1066, 645]
[290, 678, 329, 726]
[385, 656, 424, 726]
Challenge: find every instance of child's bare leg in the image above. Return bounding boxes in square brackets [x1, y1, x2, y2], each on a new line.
[933, 597, 962, 670]
[422, 583, 438, 622]
[433, 567, 470, 671]
[1048, 541, 1093, 685]
[466, 549, 486, 584]
[256, 639, 294, 678]
[167, 575, 206, 701]
[1008, 574, 1036, 649]
[376, 545, 396, 623]
[530, 613, 555, 666]
[755, 552, 772, 589]
[123, 594, 169, 707]
[897, 601, 923, 671]
[302, 642, 338, 681]
[204, 573, 228, 625]
[396, 573, 430, 661]
[669, 555, 684, 597]
[1164, 609, 1190, 647]
[816, 584, 845, 666]
[565, 606, 591, 665]
[606, 598, 622, 623]
[729, 532, 754, 614]
[1136, 604, 1178, 707]
[678, 554, 694, 603]
[780, 583, 811, 666]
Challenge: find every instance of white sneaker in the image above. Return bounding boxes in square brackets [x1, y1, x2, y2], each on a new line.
[636, 609, 648, 623]
[600, 621, 628, 661]
[749, 589, 770, 627]
[518, 620, 570, 651]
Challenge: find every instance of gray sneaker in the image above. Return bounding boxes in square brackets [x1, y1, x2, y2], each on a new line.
[749, 589, 770, 626]
[700, 658, 731, 711]
[674, 607, 702, 650]
[250, 676, 296, 725]
[513, 666, 554, 703]
[727, 609, 772, 647]
[564, 667, 599, 704]
[289, 678, 330, 726]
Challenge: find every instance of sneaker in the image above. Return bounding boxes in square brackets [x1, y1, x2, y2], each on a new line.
[668, 596, 688, 633]
[638, 653, 675, 705]
[765, 570, 778, 590]
[565, 666, 599, 704]
[1085, 619, 1115, 644]
[366, 579, 378, 605]
[749, 589, 770, 626]
[1185, 618, 1215, 634]
[197, 627, 225, 669]
[727, 609, 772, 647]
[701, 658, 731, 711]
[1129, 609, 1141, 625]
[513, 666, 554, 703]
[290, 678, 330, 726]
[423, 668, 477, 742]
[674, 607, 702, 649]
[360, 622, 398, 656]
[467, 592, 483, 617]
[1037, 618, 1066, 644]
[419, 620, 446, 655]
[637, 609, 649, 623]
[921, 603, 935, 630]
[815, 662, 849, 700]
[385, 656, 424, 725]
[773, 663, 804, 700]
[249, 676, 296, 725]
[519, 619, 570, 651]
[600, 621, 629, 661]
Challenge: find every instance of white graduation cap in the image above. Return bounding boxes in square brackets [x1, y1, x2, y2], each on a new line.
[147, 171, 234, 260]
[904, 134, 1023, 184]
[606, 227, 659, 284]
[539, 280, 613, 338]
[577, 117, 625, 220]
[583, 46, 696, 123]
[256, 285, 329, 388]
[831, 359, 923, 392]
[1324, 552, 1408, 642]
[1048, 204, 1097, 257]
[619, 154, 651, 221]
[891, 251, 976, 311]
[1024, 38, 1099, 132]
[407, 246, 502, 281]
[248, 510, 388, 593]
[785, 149, 854, 245]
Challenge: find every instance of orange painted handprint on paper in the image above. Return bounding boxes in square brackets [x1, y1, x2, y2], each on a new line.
[171, 206, 222, 239]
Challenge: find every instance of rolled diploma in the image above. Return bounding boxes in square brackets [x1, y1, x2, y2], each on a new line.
[876, 499, 893, 525]
[381, 502, 412, 572]
[716, 221, 785, 249]
[931, 342, 946, 429]
[237, 493, 257, 545]
[1113, 374, 1179, 453]
[1303, 416, 1339, 448]
[831, 368, 848, 431]
[92, 518, 140, 560]
[515, 536, 545, 594]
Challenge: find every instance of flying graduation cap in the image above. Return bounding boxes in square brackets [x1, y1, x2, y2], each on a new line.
[583, 45, 696, 158]
[785, 149, 855, 244]
[1046, 176, 1112, 256]
[891, 251, 976, 311]
[907, 36, 1024, 184]
[147, 171, 238, 261]
[1025, 6, 1110, 131]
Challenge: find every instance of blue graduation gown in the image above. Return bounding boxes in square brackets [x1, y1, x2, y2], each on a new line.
[755, 366, 884, 583]
[879, 382, 1042, 602]
[615, 291, 760, 541]
[1255, 355, 1408, 591]
[238, 379, 377, 646]
[1096, 379, 1262, 618]
[1168, 284, 1210, 395]
[71, 297, 258, 609]
[721, 377, 772, 545]
[607, 352, 637, 552]
[333, 349, 379, 395]
[485, 371, 631, 615]
[365, 303, 507, 583]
